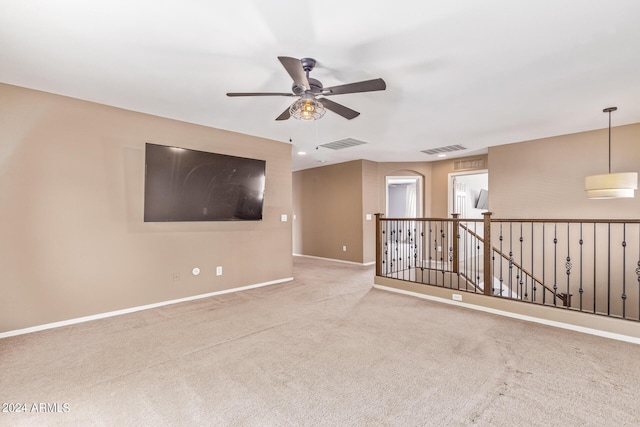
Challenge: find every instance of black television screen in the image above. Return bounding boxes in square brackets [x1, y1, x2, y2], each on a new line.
[144, 143, 266, 222]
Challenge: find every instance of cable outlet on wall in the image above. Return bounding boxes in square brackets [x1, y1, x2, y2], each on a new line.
[342, 245, 347, 252]
[173, 272, 180, 282]
[216, 266, 223, 276]
[452, 293, 463, 301]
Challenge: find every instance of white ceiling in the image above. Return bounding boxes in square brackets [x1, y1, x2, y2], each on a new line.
[2, 1, 640, 171]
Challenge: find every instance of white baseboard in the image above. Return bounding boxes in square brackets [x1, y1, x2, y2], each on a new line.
[373, 284, 640, 345]
[293, 253, 375, 266]
[0, 277, 294, 339]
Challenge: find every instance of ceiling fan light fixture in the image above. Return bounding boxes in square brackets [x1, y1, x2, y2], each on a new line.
[290, 95, 326, 121]
[585, 107, 638, 199]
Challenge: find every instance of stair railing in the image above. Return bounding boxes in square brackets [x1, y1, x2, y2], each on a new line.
[375, 213, 640, 321]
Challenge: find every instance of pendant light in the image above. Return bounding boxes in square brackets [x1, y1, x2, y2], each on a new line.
[585, 107, 638, 199]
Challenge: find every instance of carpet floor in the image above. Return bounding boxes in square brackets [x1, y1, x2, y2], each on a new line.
[1, 256, 640, 426]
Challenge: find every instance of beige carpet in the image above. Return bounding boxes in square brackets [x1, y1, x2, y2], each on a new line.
[1, 256, 640, 426]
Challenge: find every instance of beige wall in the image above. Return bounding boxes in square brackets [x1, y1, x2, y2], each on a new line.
[362, 160, 379, 263]
[292, 171, 303, 255]
[0, 83, 293, 333]
[292, 159, 378, 264]
[490, 124, 640, 219]
[293, 157, 491, 263]
[293, 160, 364, 263]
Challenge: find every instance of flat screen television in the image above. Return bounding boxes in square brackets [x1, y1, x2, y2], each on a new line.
[144, 143, 266, 222]
[475, 189, 489, 210]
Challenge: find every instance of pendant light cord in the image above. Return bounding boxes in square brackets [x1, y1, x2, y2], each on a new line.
[603, 106, 617, 174]
[608, 109, 612, 174]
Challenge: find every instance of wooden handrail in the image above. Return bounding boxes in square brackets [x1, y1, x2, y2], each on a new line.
[491, 218, 640, 224]
[380, 217, 640, 224]
[380, 217, 483, 222]
[458, 223, 568, 305]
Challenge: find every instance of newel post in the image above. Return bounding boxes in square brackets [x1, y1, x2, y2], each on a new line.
[451, 213, 460, 274]
[482, 211, 493, 296]
[375, 213, 384, 277]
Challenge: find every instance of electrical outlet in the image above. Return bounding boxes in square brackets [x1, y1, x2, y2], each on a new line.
[437, 246, 442, 252]
[342, 245, 347, 252]
[366, 214, 372, 221]
[216, 266, 222, 276]
[452, 294, 463, 301]
[173, 272, 180, 282]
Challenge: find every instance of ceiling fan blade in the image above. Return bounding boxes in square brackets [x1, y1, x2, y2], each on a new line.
[275, 105, 291, 121]
[322, 78, 386, 96]
[227, 92, 294, 97]
[318, 97, 360, 120]
[278, 56, 310, 90]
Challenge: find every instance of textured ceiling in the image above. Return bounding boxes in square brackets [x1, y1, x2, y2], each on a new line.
[2, 0, 640, 171]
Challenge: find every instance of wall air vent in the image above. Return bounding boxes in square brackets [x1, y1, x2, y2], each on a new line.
[421, 144, 467, 155]
[319, 138, 367, 150]
[454, 157, 486, 171]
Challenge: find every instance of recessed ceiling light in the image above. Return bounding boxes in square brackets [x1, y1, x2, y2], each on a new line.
[438, 154, 447, 158]
[298, 151, 307, 155]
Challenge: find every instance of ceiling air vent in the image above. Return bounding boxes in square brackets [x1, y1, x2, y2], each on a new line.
[421, 144, 467, 155]
[319, 138, 367, 150]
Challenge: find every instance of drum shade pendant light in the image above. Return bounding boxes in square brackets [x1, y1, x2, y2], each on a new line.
[585, 107, 638, 199]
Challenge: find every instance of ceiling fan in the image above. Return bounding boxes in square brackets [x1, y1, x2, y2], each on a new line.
[226, 56, 386, 121]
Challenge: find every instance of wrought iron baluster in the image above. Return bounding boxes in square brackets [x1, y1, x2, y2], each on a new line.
[382, 221, 388, 276]
[608, 223, 611, 316]
[520, 223, 525, 300]
[391, 220, 395, 277]
[637, 224, 640, 320]
[477, 221, 481, 291]
[542, 224, 546, 305]
[566, 223, 572, 308]
[461, 221, 466, 291]
[419, 222, 425, 283]
[413, 226, 420, 282]
[440, 221, 446, 286]
[622, 223, 627, 319]
[531, 222, 536, 302]
[579, 223, 584, 311]
[553, 223, 558, 306]
[593, 224, 597, 314]
[428, 221, 437, 282]
[509, 222, 514, 299]
[499, 223, 504, 296]
[400, 222, 405, 281]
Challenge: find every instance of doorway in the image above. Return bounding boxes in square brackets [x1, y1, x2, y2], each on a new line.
[449, 171, 488, 219]
[386, 176, 423, 218]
